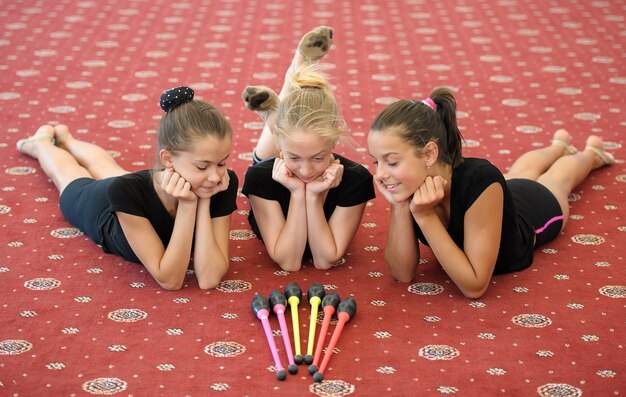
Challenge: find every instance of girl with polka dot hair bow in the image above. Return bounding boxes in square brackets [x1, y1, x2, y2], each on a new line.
[367, 87, 615, 298]
[17, 86, 238, 290]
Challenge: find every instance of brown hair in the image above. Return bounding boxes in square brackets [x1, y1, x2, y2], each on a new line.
[370, 87, 464, 168]
[156, 99, 232, 166]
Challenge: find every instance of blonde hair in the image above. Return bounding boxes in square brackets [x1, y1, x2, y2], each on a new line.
[273, 64, 346, 146]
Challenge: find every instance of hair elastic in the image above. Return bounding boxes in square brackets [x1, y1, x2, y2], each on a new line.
[421, 97, 437, 110]
[160, 86, 194, 113]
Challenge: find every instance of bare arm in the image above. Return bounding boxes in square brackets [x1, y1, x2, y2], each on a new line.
[247, 157, 310, 271]
[383, 201, 421, 282]
[306, 192, 367, 269]
[304, 159, 368, 269]
[373, 175, 421, 282]
[249, 193, 308, 271]
[117, 198, 198, 290]
[414, 181, 503, 298]
[192, 198, 230, 289]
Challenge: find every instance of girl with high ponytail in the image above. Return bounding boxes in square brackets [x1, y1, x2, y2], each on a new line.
[241, 27, 375, 272]
[368, 87, 615, 298]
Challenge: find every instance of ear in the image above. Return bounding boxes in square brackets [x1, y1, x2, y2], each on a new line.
[159, 149, 174, 168]
[422, 141, 439, 167]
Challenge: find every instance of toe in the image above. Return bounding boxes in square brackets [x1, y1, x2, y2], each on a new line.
[553, 129, 571, 144]
[34, 125, 55, 140]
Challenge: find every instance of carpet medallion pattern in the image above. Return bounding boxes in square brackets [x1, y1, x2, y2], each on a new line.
[1, 0, 624, 395]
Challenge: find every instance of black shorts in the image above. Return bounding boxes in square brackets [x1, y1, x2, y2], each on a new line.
[59, 177, 114, 245]
[508, 178, 564, 247]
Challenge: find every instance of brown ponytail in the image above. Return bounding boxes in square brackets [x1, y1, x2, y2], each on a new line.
[370, 86, 464, 168]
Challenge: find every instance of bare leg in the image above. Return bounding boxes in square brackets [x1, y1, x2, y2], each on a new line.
[53, 124, 129, 180]
[534, 135, 614, 228]
[278, 26, 333, 101]
[504, 129, 576, 180]
[246, 26, 333, 160]
[242, 86, 280, 161]
[242, 86, 279, 125]
[17, 125, 93, 194]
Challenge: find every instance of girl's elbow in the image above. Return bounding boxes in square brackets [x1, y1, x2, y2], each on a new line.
[158, 278, 185, 291]
[461, 289, 486, 299]
[312, 252, 342, 270]
[392, 271, 415, 283]
[279, 261, 302, 272]
[198, 277, 221, 290]
[459, 282, 489, 299]
[269, 251, 302, 272]
[196, 263, 228, 290]
[386, 261, 416, 283]
[313, 260, 334, 270]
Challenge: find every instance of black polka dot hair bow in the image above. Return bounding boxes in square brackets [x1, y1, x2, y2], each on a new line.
[160, 86, 194, 112]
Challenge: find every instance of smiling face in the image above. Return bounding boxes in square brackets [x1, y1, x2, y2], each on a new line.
[276, 129, 335, 183]
[367, 128, 431, 202]
[162, 134, 232, 199]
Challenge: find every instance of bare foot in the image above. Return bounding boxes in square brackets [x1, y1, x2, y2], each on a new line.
[53, 124, 74, 149]
[290, 26, 334, 73]
[16, 125, 55, 156]
[242, 86, 279, 122]
[584, 135, 615, 169]
[551, 129, 577, 155]
[298, 26, 333, 62]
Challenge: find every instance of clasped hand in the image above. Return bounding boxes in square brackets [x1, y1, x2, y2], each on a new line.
[409, 175, 447, 219]
[272, 157, 344, 194]
[161, 168, 230, 201]
[162, 168, 230, 201]
[306, 159, 343, 194]
[161, 168, 196, 201]
[375, 175, 447, 217]
[201, 171, 230, 198]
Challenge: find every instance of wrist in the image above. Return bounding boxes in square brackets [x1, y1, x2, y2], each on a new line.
[305, 188, 323, 200]
[413, 211, 439, 227]
[390, 201, 411, 214]
[290, 188, 306, 200]
[177, 199, 198, 211]
[197, 197, 211, 210]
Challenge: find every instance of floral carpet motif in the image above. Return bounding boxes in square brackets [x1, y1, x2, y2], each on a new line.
[1, 0, 624, 395]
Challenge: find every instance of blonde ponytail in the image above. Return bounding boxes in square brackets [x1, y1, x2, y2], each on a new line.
[274, 64, 346, 144]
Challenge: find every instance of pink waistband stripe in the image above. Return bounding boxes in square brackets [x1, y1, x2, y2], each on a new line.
[535, 215, 564, 234]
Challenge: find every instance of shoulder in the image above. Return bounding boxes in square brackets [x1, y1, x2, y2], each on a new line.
[107, 170, 152, 194]
[453, 159, 504, 206]
[455, 158, 503, 182]
[227, 168, 239, 185]
[243, 158, 273, 180]
[334, 154, 372, 178]
[251, 157, 275, 170]
[106, 170, 154, 212]
[210, 169, 239, 216]
[111, 169, 151, 182]
[222, 169, 239, 196]
[241, 158, 280, 196]
[332, 154, 376, 203]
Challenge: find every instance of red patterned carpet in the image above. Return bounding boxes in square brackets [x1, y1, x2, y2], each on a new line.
[1, 1, 624, 396]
